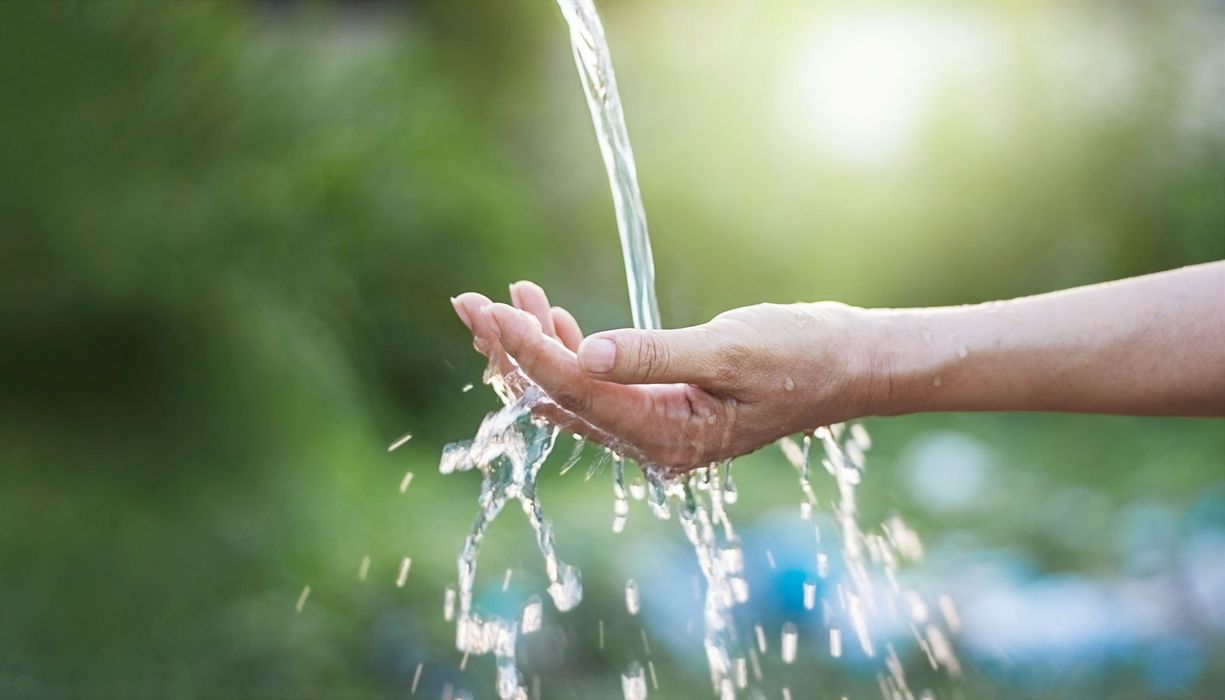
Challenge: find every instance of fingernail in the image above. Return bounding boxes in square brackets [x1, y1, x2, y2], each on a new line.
[508, 282, 521, 308]
[451, 297, 473, 329]
[482, 305, 503, 339]
[578, 337, 616, 373]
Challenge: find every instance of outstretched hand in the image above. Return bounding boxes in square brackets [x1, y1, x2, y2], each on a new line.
[452, 282, 873, 471]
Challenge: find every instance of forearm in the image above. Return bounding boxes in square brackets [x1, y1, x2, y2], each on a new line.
[859, 261, 1225, 417]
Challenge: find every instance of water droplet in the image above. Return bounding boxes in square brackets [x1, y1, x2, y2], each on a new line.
[559, 438, 586, 476]
[783, 376, 795, 392]
[781, 622, 798, 663]
[731, 576, 750, 603]
[586, 448, 612, 480]
[803, 581, 817, 610]
[932, 376, 943, 388]
[598, 619, 605, 650]
[399, 471, 414, 494]
[295, 585, 310, 613]
[411, 662, 423, 695]
[625, 578, 641, 615]
[849, 594, 875, 657]
[926, 623, 962, 676]
[388, 432, 413, 452]
[721, 461, 738, 504]
[754, 624, 767, 653]
[502, 568, 513, 591]
[548, 563, 582, 611]
[938, 594, 961, 632]
[521, 595, 543, 634]
[957, 346, 968, 359]
[462, 382, 474, 393]
[765, 549, 776, 569]
[906, 590, 928, 623]
[444, 586, 456, 621]
[850, 423, 871, 450]
[645, 474, 670, 520]
[358, 555, 371, 581]
[621, 661, 647, 700]
[830, 627, 842, 658]
[396, 557, 412, 588]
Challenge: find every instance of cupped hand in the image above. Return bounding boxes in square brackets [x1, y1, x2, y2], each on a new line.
[452, 282, 875, 472]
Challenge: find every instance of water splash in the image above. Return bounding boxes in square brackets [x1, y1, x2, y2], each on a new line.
[780, 426, 963, 688]
[439, 376, 580, 699]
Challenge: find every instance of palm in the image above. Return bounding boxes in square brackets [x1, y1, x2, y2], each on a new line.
[453, 285, 734, 470]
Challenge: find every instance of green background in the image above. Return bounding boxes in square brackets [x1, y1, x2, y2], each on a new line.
[1, 2, 1222, 698]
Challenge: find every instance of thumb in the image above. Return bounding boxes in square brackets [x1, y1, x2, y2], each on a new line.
[576, 326, 731, 386]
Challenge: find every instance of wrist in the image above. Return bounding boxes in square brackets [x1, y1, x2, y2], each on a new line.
[794, 302, 890, 423]
[857, 308, 924, 417]
[859, 305, 994, 416]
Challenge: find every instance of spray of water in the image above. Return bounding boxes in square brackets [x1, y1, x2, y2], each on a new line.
[438, 378, 580, 699]
[433, 1, 961, 698]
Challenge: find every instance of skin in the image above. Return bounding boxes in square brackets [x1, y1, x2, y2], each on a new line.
[452, 261, 1225, 472]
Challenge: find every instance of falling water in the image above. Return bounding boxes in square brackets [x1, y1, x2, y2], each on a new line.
[551, 1, 759, 694]
[429, 0, 961, 697]
[555, 0, 660, 331]
[439, 382, 580, 700]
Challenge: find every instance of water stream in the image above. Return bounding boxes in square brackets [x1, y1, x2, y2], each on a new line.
[433, 1, 962, 697]
[555, 0, 660, 332]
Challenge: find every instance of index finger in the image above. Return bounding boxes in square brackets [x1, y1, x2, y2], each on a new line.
[484, 303, 659, 450]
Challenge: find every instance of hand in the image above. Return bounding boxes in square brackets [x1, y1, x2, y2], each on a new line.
[452, 282, 875, 472]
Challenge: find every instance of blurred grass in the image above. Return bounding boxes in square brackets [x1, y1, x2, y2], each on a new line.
[0, 1, 1222, 698]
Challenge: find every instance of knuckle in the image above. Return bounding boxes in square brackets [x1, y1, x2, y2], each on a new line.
[634, 337, 670, 382]
[713, 341, 751, 388]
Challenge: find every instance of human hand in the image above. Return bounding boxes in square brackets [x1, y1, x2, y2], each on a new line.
[452, 282, 876, 472]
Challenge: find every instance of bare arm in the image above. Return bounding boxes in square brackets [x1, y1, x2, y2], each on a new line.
[866, 261, 1225, 417]
[452, 263, 1224, 471]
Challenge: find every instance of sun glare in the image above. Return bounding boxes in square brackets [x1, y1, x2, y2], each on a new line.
[781, 10, 1002, 166]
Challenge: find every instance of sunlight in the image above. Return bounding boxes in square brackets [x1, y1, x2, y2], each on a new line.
[781, 9, 1002, 166]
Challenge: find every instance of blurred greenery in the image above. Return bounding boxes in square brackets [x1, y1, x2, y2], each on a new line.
[1, 1, 1222, 698]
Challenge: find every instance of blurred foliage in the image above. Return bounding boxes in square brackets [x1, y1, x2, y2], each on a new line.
[0, 1, 1222, 698]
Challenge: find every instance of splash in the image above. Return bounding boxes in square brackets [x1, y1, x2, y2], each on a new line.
[439, 374, 580, 699]
[779, 425, 963, 694]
